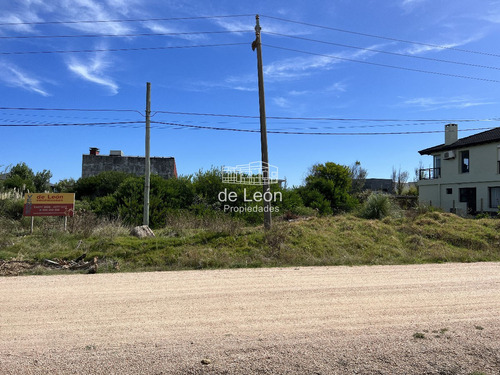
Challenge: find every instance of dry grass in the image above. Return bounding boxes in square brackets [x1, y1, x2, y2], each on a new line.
[1, 210, 500, 274]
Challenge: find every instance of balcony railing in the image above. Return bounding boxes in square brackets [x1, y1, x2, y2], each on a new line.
[419, 167, 441, 180]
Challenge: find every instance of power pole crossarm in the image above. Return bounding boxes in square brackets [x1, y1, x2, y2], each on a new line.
[254, 15, 272, 230]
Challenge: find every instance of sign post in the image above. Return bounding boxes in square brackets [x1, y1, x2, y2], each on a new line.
[23, 193, 75, 233]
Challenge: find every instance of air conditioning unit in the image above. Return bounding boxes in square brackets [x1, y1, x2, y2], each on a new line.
[443, 151, 455, 160]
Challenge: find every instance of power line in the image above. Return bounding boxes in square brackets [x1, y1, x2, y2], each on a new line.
[2, 107, 498, 123]
[261, 14, 500, 58]
[155, 110, 498, 122]
[264, 44, 500, 83]
[0, 14, 254, 27]
[266, 32, 500, 71]
[0, 42, 248, 55]
[0, 106, 143, 114]
[1, 115, 491, 131]
[150, 121, 498, 135]
[0, 121, 143, 127]
[0, 30, 253, 40]
[1, 119, 496, 135]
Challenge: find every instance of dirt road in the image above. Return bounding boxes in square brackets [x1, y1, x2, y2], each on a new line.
[1, 263, 499, 374]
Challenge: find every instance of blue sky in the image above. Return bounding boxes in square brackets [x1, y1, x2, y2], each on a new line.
[1, 0, 500, 187]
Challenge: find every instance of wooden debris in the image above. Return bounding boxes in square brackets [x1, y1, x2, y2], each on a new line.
[43, 254, 98, 273]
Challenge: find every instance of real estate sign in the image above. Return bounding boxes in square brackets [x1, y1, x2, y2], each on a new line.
[23, 193, 75, 217]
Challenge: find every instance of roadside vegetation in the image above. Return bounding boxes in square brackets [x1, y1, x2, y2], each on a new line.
[1, 161, 499, 275]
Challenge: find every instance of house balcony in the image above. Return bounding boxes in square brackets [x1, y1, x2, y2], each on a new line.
[419, 168, 441, 180]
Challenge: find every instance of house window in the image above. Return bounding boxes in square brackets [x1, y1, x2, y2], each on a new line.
[446, 188, 452, 194]
[497, 146, 500, 174]
[489, 187, 500, 209]
[433, 155, 441, 177]
[460, 150, 470, 173]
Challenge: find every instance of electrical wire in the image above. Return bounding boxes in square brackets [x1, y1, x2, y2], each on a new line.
[154, 110, 498, 123]
[1, 119, 497, 135]
[0, 30, 253, 39]
[264, 44, 500, 83]
[0, 14, 254, 26]
[150, 120, 498, 135]
[266, 32, 500, 71]
[261, 14, 500, 58]
[0, 42, 248, 55]
[0, 106, 143, 115]
[2, 107, 498, 124]
[0, 121, 143, 127]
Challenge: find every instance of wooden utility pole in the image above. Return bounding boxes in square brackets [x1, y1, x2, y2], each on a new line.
[253, 15, 272, 230]
[143, 82, 151, 226]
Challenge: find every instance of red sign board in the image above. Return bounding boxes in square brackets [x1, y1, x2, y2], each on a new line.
[23, 193, 75, 217]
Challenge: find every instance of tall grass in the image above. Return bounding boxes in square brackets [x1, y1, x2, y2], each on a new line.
[360, 193, 394, 219]
[1, 208, 500, 274]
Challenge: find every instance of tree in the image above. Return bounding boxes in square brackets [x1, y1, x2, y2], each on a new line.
[413, 160, 425, 183]
[53, 178, 76, 193]
[391, 167, 409, 195]
[74, 171, 133, 199]
[33, 169, 53, 192]
[3, 162, 35, 193]
[302, 162, 355, 214]
[349, 160, 368, 195]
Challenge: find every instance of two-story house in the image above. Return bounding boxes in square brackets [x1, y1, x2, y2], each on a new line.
[418, 124, 500, 215]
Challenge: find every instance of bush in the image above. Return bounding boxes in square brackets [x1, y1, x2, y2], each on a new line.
[361, 193, 392, 219]
[0, 198, 24, 220]
[74, 171, 133, 200]
[302, 162, 357, 213]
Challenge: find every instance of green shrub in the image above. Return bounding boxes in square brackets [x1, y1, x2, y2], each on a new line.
[74, 171, 133, 200]
[301, 162, 357, 213]
[0, 198, 24, 220]
[361, 193, 392, 219]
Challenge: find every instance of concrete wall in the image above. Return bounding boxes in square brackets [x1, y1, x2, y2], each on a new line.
[418, 142, 500, 213]
[82, 155, 177, 179]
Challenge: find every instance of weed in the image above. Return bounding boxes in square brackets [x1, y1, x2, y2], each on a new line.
[360, 193, 393, 220]
[2, 210, 500, 274]
[264, 223, 291, 258]
[165, 210, 243, 237]
[413, 332, 425, 339]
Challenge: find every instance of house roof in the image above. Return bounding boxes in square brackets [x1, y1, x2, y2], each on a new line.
[419, 127, 500, 155]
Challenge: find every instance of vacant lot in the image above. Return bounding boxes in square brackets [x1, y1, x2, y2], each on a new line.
[1, 263, 499, 374]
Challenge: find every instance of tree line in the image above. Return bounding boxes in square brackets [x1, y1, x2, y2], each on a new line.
[1, 161, 417, 228]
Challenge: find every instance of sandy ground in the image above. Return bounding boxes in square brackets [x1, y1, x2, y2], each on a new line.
[1, 263, 499, 374]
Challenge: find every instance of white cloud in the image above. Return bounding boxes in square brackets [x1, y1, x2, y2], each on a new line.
[211, 18, 254, 34]
[273, 97, 290, 108]
[0, 62, 50, 96]
[326, 82, 347, 93]
[185, 78, 257, 93]
[0, 13, 42, 34]
[400, 0, 428, 11]
[484, 7, 500, 23]
[402, 96, 495, 110]
[401, 0, 427, 6]
[143, 22, 207, 41]
[212, 17, 310, 37]
[400, 35, 483, 55]
[262, 44, 380, 81]
[67, 52, 118, 94]
[56, 0, 133, 34]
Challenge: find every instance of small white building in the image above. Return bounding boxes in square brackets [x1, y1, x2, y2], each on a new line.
[418, 124, 500, 215]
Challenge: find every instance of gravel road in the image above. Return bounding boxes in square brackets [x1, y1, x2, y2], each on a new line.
[1, 263, 499, 374]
